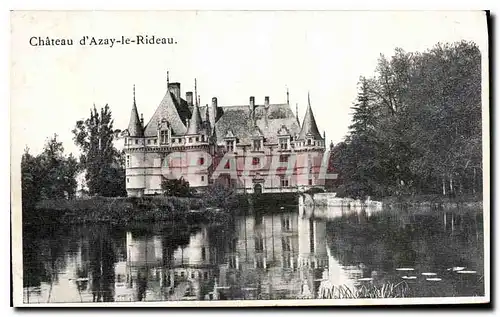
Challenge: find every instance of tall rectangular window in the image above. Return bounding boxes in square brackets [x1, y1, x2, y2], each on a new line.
[255, 235, 264, 252]
[279, 138, 288, 150]
[280, 177, 289, 187]
[253, 139, 261, 151]
[126, 155, 130, 167]
[160, 131, 168, 144]
[226, 140, 234, 152]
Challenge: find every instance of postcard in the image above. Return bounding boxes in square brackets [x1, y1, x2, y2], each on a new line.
[10, 10, 490, 307]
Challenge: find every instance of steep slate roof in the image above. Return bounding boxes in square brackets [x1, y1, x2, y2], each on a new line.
[143, 91, 191, 137]
[128, 86, 144, 137]
[254, 104, 301, 143]
[141, 85, 307, 143]
[214, 106, 253, 144]
[214, 104, 301, 145]
[298, 96, 322, 140]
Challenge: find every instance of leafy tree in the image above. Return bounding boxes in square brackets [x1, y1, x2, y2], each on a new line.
[161, 177, 192, 197]
[21, 147, 43, 210]
[72, 105, 126, 197]
[336, 41, 482, 199]
[21, 135, 79, 212]
[201, 182, 237, 209]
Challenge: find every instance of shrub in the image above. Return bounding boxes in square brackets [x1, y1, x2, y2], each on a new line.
[161, 177, 193, 197]
[201, 183, 237, 210]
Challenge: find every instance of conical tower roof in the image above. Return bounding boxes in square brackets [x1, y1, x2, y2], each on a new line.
[128, 85, 144, 137]
[186, 103, 203, 135]
[298, 92, 322, 140]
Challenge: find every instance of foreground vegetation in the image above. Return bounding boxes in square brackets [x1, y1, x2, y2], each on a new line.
[317, 282, 410, 299]
[24, 194, 236, 226]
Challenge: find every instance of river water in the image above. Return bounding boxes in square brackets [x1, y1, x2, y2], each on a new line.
[22, 205, 484, 303]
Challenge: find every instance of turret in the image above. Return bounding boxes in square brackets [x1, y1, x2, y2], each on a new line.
[128, 84, 143, 137]
[186, 103, 203, 135]
[298, 92, 322, 142]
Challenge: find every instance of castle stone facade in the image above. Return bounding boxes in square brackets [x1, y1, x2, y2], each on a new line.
[123, 76, 328, 197]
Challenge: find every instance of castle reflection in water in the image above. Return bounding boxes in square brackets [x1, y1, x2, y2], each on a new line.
[109, 208, 362, 301]
[23, 204, 484, 303]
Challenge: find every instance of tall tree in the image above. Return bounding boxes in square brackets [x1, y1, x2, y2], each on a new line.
[336, 41, 482, 199]
[73, 105, 126, 197]
[21, 135, 79, 212]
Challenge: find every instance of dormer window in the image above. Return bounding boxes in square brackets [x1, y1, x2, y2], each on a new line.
[226, 140, 235, 152]
[253, 139, 262, 151]
[307, 139, 311, 146]
[279, 138, 288, 150]
[160, 130, 169, 144]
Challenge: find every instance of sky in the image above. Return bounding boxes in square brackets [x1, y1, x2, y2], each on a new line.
[10, 10, 488, 161]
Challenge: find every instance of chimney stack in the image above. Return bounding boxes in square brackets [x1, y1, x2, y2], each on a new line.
[250, 96, 256, 110]
[210, 97, 218, 128]
[264, 96, 270, 108]
[186, 91, 193, 106]
[168, 82, 181, 101]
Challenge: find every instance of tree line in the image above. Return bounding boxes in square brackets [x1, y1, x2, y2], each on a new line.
[21, 105, 126, 212]
[331, 40, 483, 200]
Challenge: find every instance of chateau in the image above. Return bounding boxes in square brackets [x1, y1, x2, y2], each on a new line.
[123, 75, 329, 197]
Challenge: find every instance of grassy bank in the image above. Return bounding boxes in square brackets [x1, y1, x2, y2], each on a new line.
[25, 196, 233, 226]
